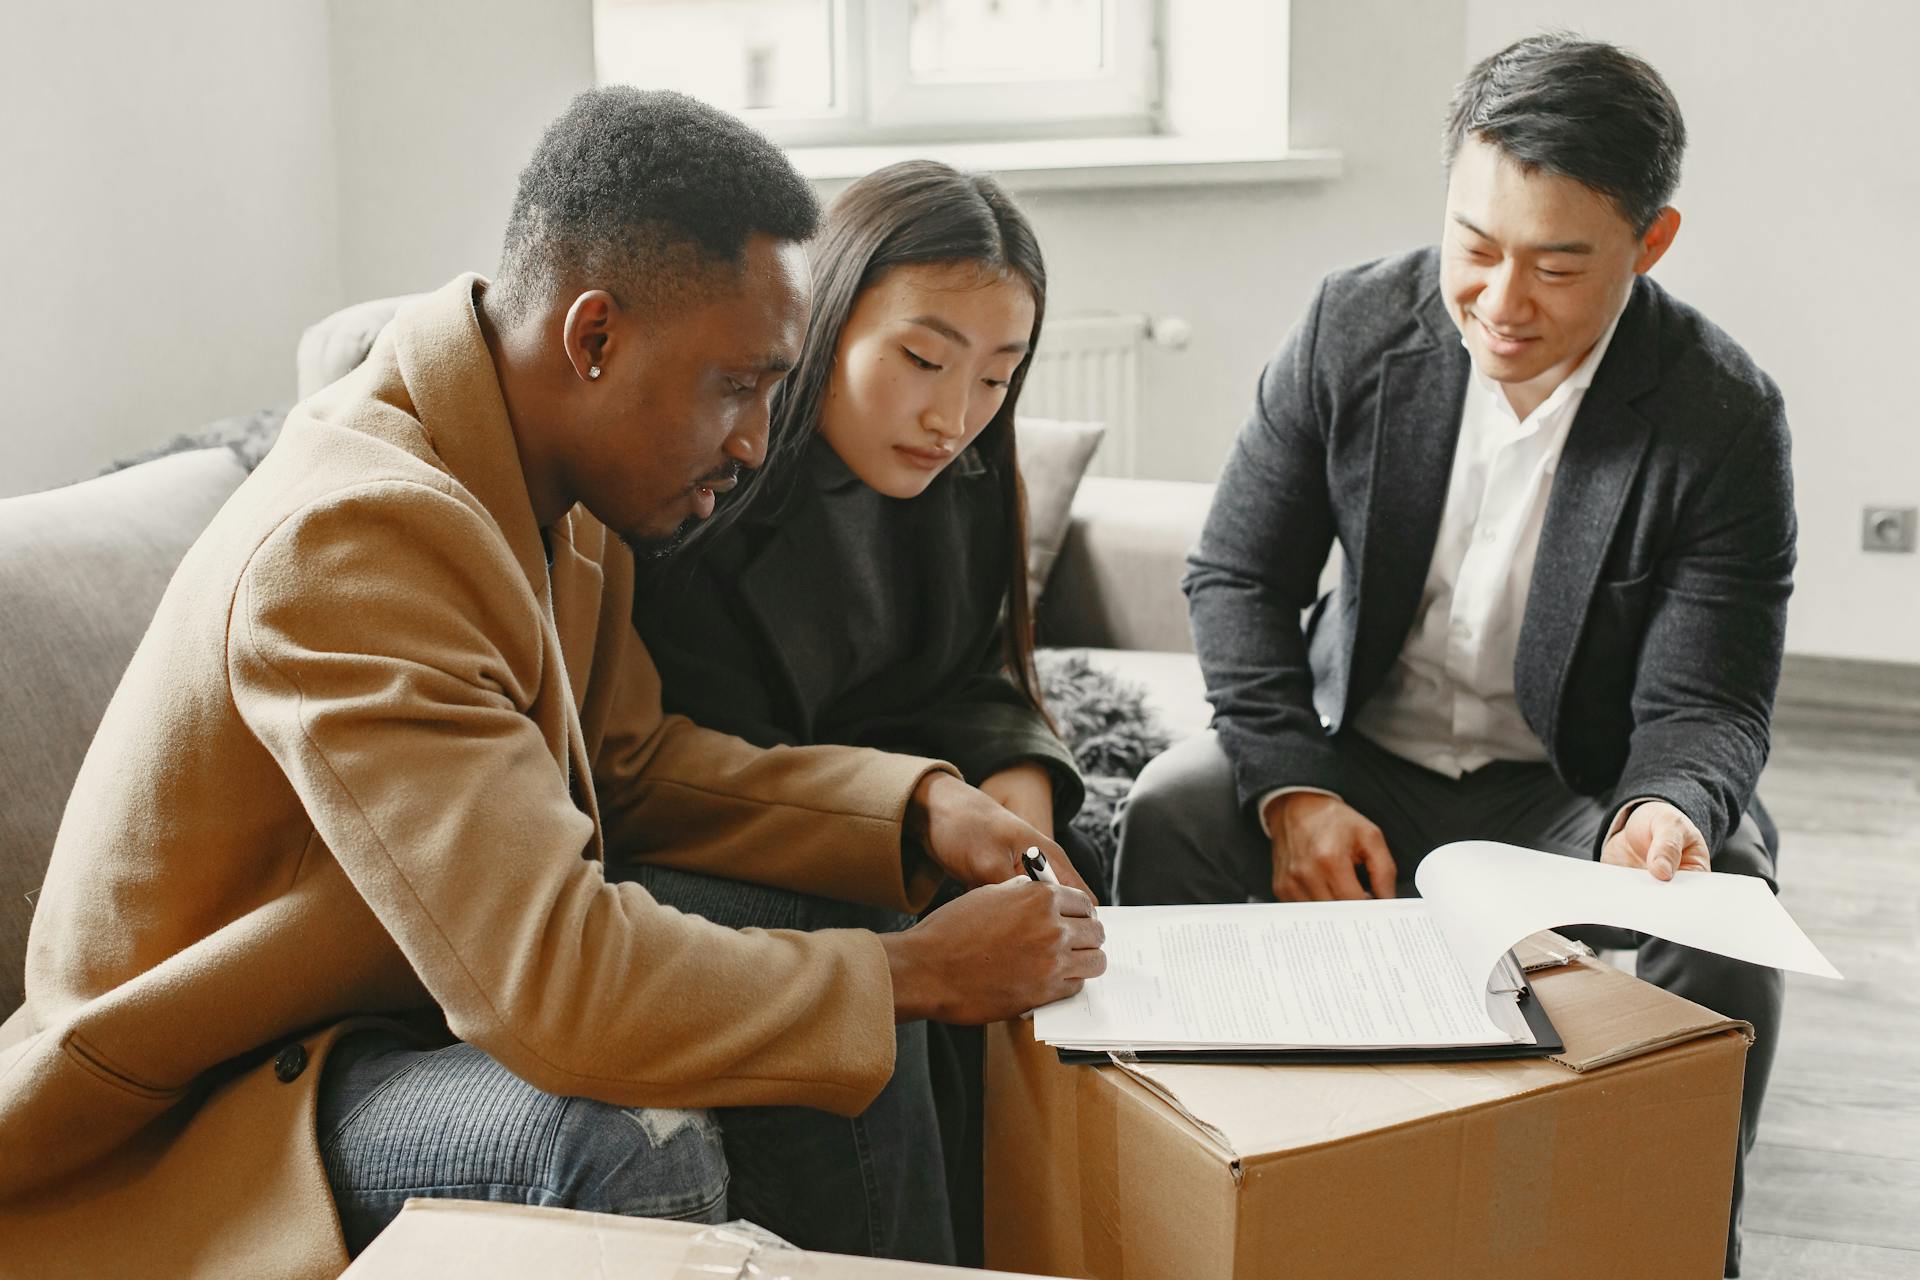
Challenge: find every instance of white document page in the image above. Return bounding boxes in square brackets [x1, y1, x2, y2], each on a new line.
[1033, 900, 1532, 1051]
[1415, 841, 1843, 1039]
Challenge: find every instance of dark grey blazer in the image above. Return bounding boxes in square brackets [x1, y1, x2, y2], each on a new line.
[1186, 247, 1795, 856]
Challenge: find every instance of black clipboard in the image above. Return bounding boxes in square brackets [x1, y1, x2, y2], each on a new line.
[1053, 974, 1563, 1066]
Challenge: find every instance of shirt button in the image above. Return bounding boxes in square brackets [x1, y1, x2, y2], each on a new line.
[274, 1043, 308, 1083]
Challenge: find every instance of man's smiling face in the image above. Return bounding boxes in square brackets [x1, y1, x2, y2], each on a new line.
[1440, 136, 1675, 413]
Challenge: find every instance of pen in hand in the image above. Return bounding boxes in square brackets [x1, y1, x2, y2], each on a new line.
[1021, 844, 1061, 886]
[1022, 844, 1097, 917]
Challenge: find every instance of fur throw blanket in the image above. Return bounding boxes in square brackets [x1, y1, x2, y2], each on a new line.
[100, 407, 288, 476]
[1036, 649, 1173, 901]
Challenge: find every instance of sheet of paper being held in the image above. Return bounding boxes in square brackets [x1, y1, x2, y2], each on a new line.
[1416, 840, 1843, 1039]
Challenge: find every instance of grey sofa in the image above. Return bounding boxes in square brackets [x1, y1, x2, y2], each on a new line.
[0, 317, 1216, 1021]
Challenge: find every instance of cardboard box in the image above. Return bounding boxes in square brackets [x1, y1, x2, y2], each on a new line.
[344, 1198, 1063, 1278]
[985, 953, 1750, 1280]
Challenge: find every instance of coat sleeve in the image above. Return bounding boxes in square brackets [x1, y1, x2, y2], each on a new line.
[1183, 280, 1346, 811]
[229, 481, 904, 1116]
[1603, 395, 1796, 856]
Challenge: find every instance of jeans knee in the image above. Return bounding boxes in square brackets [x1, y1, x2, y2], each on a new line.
[559, 1103, 729, 1224]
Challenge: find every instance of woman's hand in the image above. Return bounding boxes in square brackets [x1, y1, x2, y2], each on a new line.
[980, 762, 1054, 837]
[907, 771, 1092, 899]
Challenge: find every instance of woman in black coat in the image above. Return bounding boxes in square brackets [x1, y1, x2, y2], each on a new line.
[630, 161, 1089, 1265]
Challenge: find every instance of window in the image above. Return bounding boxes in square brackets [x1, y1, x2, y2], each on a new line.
[592, 0, 1160, 146]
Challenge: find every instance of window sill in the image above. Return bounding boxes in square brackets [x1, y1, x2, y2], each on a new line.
[788, 135, 1344, 194]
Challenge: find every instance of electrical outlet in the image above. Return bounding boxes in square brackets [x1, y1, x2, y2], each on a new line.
[1862, 506, 1917, 553]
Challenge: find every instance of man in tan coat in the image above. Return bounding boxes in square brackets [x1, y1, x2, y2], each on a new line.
[0, 89, 1102, 1276]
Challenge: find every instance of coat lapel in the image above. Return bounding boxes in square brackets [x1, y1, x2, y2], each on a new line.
[1515, 280, 1660, 744]
[1347, 285, 1470, 720]
[731, 486, 842, 740]
[392, 275, 600, 836]
[392, 274, 550, 601]
[548, 511, 606, 713]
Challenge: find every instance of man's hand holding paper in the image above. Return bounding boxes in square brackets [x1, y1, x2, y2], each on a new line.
[1601, 800, 1713, 881]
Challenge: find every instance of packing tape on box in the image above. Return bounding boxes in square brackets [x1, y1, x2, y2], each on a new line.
[1485, 1099, 1557, 1259]
[674, 1220, 818, 1279]
[1077, 1061, 1125, 1278]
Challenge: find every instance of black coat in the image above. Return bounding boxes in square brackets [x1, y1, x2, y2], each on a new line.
[1186, 247, 1795, 856]
[637, 439, 1085, 823]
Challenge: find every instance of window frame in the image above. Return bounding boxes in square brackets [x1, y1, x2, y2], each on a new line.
[858, 0, 1158, 144]
[593, 0, 1161, 148]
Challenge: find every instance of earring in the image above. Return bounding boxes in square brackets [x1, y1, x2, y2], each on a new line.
[588, 366, 601, 380]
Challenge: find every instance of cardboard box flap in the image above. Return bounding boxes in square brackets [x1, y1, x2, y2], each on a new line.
[1533, 956, 1753, 1071]
[1512, 928, 1594, 971]
[343, 1199, 1054, 1278]
[1104, 956, 1749, 1161]
[1113, 1053, 1571, 1162]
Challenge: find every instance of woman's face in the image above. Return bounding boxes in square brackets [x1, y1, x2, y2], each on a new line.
[818, 261, 1037, 499]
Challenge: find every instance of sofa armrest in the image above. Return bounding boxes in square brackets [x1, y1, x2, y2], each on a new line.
[1038, 476, 1213, 653]
[0, 448, 249, 1017]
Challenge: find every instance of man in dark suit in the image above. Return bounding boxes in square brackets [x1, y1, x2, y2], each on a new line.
[1114, 35, 1791, 1277]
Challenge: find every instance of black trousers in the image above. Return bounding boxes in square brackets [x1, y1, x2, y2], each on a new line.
[1113, 729, 1782, 1279]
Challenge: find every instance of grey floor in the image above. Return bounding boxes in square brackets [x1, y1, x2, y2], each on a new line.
[1733, 689, 1920, 1278]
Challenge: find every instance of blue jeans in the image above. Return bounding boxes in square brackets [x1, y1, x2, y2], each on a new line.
[624, 863, 957, 1266]
[320, 870, 956, 1263]
[317, 1033, 728, 1256]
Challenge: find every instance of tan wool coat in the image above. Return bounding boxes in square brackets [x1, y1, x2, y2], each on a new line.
[0, 276, 946, 1277]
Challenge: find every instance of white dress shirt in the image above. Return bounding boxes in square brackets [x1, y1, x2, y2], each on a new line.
[1260, 304, 1627, 833]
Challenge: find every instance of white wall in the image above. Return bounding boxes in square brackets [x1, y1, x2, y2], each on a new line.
[326, 0, 595, 303]
[1023, 0, 1466, 482]
[0, 2, 342, 497]
[235, 0, 1466, 493]
[1463, 0, 1920, 663]
[5, 0, 1908, 662]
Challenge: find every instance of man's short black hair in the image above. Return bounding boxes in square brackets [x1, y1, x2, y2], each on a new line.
[493, 87, 819, 323]
[1445, 33, 1685, 235]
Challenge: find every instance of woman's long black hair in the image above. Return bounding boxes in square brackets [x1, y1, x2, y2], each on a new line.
[765, 160, 1051, 717]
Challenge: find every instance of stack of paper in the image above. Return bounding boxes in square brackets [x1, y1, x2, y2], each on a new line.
[1034, 900, 1536, 1054]
[1033, 841, 1841, 1059]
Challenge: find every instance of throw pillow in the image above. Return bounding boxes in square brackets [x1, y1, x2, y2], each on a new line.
[1015, 417, 1106, 606]
[296, 294, 416, 400]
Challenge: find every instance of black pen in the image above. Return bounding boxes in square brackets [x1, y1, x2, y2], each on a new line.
[1021, 845, 1061, 886]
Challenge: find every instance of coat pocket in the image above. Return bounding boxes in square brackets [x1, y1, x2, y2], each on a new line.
[63, 1029, 195, 1101]
[1594, 569, 1657, 637]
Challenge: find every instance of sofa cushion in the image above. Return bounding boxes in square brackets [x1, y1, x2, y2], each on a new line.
[1015, 417, 1105, 605]
[0, 448, 248, 1016]
[1039, 476, 1214, 653]
[297, 294, 417, 400]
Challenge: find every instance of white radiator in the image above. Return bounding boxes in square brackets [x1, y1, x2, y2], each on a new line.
[1022, 312, 1187, 478]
